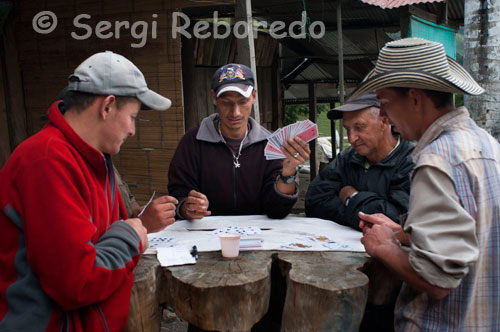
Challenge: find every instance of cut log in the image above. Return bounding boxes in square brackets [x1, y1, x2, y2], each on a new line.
[278, 252, 369, 332]
[125, 255, 164, 332]
[163, 251, 273, 332]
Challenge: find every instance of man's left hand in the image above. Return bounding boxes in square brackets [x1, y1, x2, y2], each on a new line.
[138, 195, 178, 233]
[281, 137, 311, 176]
[339, 185, 358, 204]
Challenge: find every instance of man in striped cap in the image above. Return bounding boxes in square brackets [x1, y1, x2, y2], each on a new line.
[358, 38, 500, 331]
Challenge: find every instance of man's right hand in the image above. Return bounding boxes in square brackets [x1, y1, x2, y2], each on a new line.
[138, 195, 178, 233]
[180, 190, 211, 220]
[123, 218, 148, 252]
[359, 212, 409, 245]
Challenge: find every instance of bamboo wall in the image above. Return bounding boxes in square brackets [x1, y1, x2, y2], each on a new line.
[11, 0, 228, 203]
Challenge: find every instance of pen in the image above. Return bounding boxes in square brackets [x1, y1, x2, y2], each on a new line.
[190, 245, 198, 260]
[137, 191, 156, 217]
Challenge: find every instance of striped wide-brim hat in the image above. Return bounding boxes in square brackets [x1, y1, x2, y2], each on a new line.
[348, 38, 484, 101]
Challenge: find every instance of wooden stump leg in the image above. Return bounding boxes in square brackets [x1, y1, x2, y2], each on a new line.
[278, 252, 369, 332]
[164, 252, 273, 332]
[126, 256, 164, 332]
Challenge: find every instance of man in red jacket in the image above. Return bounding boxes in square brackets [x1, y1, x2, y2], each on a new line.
[0, 51, 173, 331]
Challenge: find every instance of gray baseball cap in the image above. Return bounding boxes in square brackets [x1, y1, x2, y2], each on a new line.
[327, 92, 380, 120]
[67, 51, 171, 111]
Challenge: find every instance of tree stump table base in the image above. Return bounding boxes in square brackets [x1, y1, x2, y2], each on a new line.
[127, 251, 388, 332]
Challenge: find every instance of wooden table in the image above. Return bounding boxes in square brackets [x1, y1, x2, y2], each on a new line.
[126, 250, 400, 332]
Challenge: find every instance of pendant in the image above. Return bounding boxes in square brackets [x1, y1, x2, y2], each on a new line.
[234, 161, 241, 168]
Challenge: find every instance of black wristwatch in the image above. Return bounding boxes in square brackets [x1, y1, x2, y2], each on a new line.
[279, 170, 296, 184]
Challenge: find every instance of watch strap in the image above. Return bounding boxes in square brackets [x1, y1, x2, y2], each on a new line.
[279, 170, 296, 184]
[345, 191, 358, 206]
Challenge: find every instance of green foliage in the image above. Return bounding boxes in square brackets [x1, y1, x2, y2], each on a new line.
[284, 104, 329, 125]
[285, 103, 341, 138]
[455, 94, 464, 107]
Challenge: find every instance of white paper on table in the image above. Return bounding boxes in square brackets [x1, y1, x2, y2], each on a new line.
[150, 215, 365, 253]
[156, 246, 196, 267]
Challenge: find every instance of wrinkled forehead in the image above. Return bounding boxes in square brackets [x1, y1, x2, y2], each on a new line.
[343, 106, 380, 123]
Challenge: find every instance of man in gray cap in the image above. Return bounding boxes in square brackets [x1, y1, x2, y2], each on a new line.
[0, 51, 174, 331]
[358, 38, 500, 331]
[168, 63, 310, 220]
[305, 92, 415, 231]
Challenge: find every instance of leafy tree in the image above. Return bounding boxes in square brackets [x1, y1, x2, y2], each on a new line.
[285, 104, 329, 125]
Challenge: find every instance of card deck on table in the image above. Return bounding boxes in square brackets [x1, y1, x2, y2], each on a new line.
[264, 120, 319, 160]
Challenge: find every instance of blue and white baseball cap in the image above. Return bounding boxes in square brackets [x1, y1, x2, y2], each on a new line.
[211, 64, 255, 98]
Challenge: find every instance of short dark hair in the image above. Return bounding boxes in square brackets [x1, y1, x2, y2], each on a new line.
[61, 90, 139, 113]
[389, 87, 453, 109]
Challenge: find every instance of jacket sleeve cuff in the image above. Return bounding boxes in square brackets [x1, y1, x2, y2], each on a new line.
[94, 220, 142, 270]
[273, 177, 299, 199]
[175, 197, 187, 220]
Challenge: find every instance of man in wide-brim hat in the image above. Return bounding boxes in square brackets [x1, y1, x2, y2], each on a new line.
[358, 37, 500, 331]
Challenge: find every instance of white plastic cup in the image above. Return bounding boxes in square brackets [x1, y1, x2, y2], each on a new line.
[219, 233, 241, 258]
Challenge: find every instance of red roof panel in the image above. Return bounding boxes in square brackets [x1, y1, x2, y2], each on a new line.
[361, 0, 446, 9]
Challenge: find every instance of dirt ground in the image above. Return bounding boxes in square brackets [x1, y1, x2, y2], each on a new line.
[161, 307, 188, 332]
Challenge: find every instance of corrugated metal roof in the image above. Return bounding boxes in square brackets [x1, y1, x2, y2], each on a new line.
[182, 0, 464, 103]
[361, 0, 446, 9]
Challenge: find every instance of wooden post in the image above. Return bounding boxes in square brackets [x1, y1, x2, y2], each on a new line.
[272, 46, 282, 129]
[337, 1, 345, 152]
[308, 83, 317, 180]
[0, 45, 10, 167]
[181, 32, 196, 132]
[0, 13, 27, 158]
[330, 102, 337, 160]
[400, 6, 410, 38]
[235, 0, 260, 123]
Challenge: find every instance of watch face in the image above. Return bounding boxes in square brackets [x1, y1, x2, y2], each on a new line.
[282, 175, 295, 184]
[280, 171, 296, 184]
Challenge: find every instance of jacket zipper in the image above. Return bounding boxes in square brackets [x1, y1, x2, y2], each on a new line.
[232, 164, 237, 209]
[222, 142, 238, 209]
[96, 304, 110, 332]
[103, 158, 110, 230]
[60, 312, 70, 332]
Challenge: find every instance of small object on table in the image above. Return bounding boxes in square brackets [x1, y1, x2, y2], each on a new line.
[190, 245, 199, 260]
[219, 233, 241, 258]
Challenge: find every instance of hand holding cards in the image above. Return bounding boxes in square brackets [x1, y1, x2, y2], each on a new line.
[265, 120, 319, 160]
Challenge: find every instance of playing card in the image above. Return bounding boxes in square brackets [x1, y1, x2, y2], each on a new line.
[296, 124, 319, 142]
[212, 226, 263, 235]
[264, 120, 319, 160]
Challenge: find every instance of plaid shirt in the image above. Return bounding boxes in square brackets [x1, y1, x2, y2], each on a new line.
[396, 107, 500, 332]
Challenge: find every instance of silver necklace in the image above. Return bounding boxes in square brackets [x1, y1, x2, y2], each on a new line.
[218, 124, 248, 168]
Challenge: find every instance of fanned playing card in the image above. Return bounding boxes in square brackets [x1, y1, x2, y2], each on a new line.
[264, 120, 319, 160]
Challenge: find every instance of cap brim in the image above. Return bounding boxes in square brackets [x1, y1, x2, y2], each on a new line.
[327, 102, 376, 120]
[137, 89, 172, 111]
[327, 109, 342, 120]
[216, 84, 254, 98]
